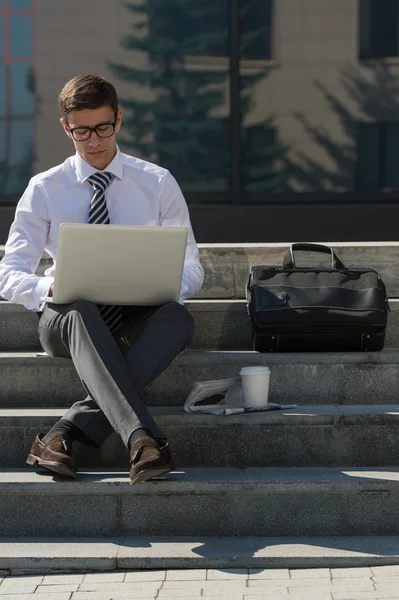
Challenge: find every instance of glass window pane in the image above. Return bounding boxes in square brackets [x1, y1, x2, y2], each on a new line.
[355, 123, 380, 191]
[240, 0, 272, 60]
[177, 1, 228, 57]
[113, 0, 230, 196]
[9, 15, 33, 57]
[383, 123, 399, 188]
[359, 0, 372, 59]
[240, 1, 285, 196]
[11, 62, 34, 116]
[0, 63, 5, 116]
[9, 0, 32, 9]
[359, 0, 398, 58]
[2, 119, 34, 194]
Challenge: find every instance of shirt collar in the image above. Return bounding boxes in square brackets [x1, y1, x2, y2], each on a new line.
[75, 145, 124, 183]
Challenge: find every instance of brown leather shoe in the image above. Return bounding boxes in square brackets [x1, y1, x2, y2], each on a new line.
[129, 437, 174, 485]
[26, 433, 76, 479]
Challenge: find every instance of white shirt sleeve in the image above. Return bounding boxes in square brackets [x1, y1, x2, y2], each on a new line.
[159, 171, 204, 303]
[0, 180, 54, 311]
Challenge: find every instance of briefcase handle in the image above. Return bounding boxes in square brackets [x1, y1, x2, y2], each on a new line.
[283, 243, 346, 270]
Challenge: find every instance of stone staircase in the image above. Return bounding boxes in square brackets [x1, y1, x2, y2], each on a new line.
[2, 242, 399, 573]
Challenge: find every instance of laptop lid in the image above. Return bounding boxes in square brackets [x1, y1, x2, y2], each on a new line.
[47, 223, 188, 305]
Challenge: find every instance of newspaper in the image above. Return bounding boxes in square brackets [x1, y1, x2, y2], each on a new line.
[184, 377, 296, 415]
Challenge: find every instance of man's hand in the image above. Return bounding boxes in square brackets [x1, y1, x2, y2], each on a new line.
[49, 284, 54, 297]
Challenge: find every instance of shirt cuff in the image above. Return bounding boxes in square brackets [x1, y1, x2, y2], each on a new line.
[36, 276, 54, 311]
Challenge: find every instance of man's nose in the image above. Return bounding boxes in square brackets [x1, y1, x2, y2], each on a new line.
[88, 130, 102, 145]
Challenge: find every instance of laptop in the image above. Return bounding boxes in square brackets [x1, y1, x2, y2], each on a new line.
[41, 223, 188, 305]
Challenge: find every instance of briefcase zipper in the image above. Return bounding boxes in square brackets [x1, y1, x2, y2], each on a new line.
[255, 305, 387, 314]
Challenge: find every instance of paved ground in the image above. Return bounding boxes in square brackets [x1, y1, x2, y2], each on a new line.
[2, 566, 399, 599]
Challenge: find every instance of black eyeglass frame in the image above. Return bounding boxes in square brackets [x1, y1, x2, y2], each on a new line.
[67, 119, 118, 141]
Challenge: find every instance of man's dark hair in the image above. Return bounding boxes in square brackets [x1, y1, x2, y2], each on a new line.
[58, 74, 118, 122]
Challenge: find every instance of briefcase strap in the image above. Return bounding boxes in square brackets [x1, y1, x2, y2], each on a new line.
[282, 243, 346, 270]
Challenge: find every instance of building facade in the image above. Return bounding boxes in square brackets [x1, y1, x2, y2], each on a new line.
[1, 0, 399, 242]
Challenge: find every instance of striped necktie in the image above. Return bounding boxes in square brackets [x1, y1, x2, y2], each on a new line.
[87, 171, 123, 333]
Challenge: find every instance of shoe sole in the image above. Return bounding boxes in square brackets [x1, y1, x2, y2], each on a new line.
[26, 454, 76, 479]
[130, 464, 175, 485]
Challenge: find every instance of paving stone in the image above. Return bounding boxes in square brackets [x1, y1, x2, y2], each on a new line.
[281, 594, 333, 600]
[373, 575, 399, 584]
[36, 584, 79, 593]
[82, 572, 125, 583]
[202, 596, 245, 600]
[286, 594, 334, 600]
[248, 569, 290, 580]
[331, 567, 373, 579]
[249, 578, 330, 588]
[244, 595, 288, 600]
[207, 569, 249, 580]
[0, 574, 44, 585]
[72, 593, 156, 600]
[163, 580, 247, 591]
[374, 583, 399, 594]
[0, 595, 72, 600]
[200, 590, 248, 596]
[42, 574, 85, 585]
[372, 565, 399, 577]
[124, 570, 166, 582]
[78, 581, 160, 593]
[244, 590, 288, 600]
[165, 569, 207, 580]
[157, 590, 202, 598]
[289, 567, 331, 578]
[0, 583, 37, 594]
[332, 591, 387, 599]
[72, 593, 157, 600]
[332, 577, 374, 587]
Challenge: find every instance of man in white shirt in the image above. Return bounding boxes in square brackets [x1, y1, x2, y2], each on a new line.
[0, 74, 204, 484]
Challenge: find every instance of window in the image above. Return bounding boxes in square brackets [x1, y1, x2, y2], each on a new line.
[0, 0, 35, 197]
[356, 122, 399, 190]
[359, 0, 399, 59]
[240, 0, 273, 61]
[183, 0, 273, 60]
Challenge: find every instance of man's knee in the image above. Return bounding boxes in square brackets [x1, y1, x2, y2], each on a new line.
[65, 300, 101, 331]
[157, 302, 195, 343]
[68, 300, 99, 319]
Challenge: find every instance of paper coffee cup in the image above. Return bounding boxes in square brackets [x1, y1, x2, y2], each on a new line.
[239, 366, 270, 408]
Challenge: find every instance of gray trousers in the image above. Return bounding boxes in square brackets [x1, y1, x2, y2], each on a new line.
[37, 300, 195, 448]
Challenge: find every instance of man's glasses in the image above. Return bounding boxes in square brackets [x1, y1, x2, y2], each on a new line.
[68, 120, 117, 141]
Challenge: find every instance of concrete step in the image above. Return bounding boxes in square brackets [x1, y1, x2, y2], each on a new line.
[1, 350, 399, 408]
[1, 467, 399, 537]
[2, 535, 399, 573]
[197, 242, 399, 299]
[2, 299, 399, 351]
[3, 242, 399, 298]
[2, 405, 399, 470]
[0, 299, 252, 352]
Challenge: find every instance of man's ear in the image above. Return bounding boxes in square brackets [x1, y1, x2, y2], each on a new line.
[60, 117, 72, 138]
[115, 109, 123, 133]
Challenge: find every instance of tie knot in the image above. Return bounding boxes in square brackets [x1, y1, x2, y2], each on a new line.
[87, 171, 114, 191]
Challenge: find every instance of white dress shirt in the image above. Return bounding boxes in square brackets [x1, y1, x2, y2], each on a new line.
[0, 147, 204, 311]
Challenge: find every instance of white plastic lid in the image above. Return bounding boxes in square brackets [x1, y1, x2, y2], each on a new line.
[240, 366, 270, 375]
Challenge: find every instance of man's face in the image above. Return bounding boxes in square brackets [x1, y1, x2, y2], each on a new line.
[61, 106, 122, 170]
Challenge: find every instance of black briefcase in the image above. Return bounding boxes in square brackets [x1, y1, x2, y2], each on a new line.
[246, 243, 388, 352]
